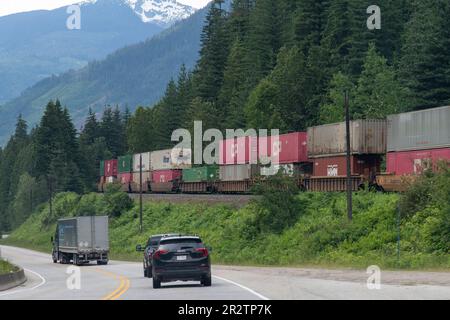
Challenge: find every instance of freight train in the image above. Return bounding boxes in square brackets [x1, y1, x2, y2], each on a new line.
[98, 106, 450, 194]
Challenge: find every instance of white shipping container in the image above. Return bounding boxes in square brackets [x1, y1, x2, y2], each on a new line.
[151, 148, 192, 171]
[260, 164, 295, 177]
[133, 152, 151, 172]
[387, 106, 450, 152]
[219, 164, 259, 181]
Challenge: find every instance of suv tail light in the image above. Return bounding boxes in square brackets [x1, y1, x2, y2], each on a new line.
[195, 248, 209, 257]
[153, 249, 169, 260]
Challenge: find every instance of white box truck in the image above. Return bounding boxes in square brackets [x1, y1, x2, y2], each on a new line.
[51, 216, 109, 265]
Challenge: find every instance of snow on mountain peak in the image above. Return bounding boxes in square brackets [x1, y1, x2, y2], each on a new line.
[125, 0, 196, 26]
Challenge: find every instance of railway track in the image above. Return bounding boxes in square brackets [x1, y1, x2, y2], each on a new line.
[127, 193, 258, 208]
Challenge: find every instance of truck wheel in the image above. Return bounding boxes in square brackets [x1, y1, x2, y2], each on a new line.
[153, 277, 161, 289]
[143, 262, 148, 277]
[201, 275, 212, 287]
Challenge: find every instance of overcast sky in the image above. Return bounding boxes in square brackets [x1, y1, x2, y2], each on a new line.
[0, 0, 210, 17]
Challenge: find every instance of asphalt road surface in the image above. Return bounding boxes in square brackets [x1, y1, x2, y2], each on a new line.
[1, 245, 449, 300]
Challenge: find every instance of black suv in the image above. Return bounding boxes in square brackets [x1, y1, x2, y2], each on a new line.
[151, 236, 212, 289]
[136, 234, 181, 278]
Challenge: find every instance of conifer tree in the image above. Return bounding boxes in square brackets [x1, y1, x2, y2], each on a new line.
[247, 0, 282, 85]
[399, 0, 450, 108]
[194, 0, 230, 101]
[353, 43, 409, 118]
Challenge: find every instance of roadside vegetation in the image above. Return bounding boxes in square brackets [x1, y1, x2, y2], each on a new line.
[2, 169, 449, 270]
[0, 259, 17, 274]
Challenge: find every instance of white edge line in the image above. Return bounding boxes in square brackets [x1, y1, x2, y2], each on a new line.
[0, 268, 46, 297]
[213, 275, 270, 300]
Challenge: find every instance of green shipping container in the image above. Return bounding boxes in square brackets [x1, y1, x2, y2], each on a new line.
[99, 160, 105, 177]
[182, 166, 219, 183]
[118, 155, 133, 173]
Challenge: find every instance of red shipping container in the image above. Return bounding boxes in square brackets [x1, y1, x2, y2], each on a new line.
[219, 136, 258, 165]
[259, 132, 308, 165]
[386, 148, 450, 175]
[152, 170, 182, 183]
[104, 160, 118, 177]
[312, 155, 381, 177]
[118, 173, 133, 184]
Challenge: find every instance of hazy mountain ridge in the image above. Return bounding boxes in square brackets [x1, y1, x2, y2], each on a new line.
[0, 0, 196, 104]
[0, 6, 208, 145]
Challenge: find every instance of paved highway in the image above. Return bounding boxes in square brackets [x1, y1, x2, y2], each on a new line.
[1, 245, 449, 300]
[0, 246, 264, 300]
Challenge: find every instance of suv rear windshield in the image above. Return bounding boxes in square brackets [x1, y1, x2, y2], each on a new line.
[159, 238, 203, 251]
[148, 237, 162, 247]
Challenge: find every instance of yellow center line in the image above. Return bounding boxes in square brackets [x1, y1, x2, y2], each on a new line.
[93, 268, 130, 301]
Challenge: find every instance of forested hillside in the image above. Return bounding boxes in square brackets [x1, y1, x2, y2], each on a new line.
[0, 5, 207, 146]
[1, 0, 450, 231]
[125, 0, 450, 152]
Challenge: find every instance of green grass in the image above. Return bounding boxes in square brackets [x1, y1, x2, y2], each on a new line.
[1, 190, 449, 271]
[0, 259, 17, 274]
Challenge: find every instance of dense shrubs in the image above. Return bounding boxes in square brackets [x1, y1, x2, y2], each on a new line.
[3, 170, 449, 269]
[103, 183, 133, 217]
[251, 174, 303, 235]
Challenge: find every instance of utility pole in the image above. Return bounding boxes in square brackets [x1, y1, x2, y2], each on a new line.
[139, 154, 143, 233]
[397, 205, 401, 265]
[345, 91, 353, 221]
[48, 175, 53, 219]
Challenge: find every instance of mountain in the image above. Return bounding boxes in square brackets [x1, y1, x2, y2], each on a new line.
[0, 5, 208, 145]
[0, 0, 195, 104]
[125, 0, 195, 25]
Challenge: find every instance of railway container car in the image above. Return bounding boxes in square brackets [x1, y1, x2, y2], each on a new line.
[311, 155, 381, 178]
[150, 169, 182, 193]
[104, 160, 118, 177]
[131, 152, 151, 193]
[259, 132, 309, 164]
[260, 163, 312, 177]
[151, 148, 192, 171]
[307, 119, 387, 158]
[219, 164, 259, 181]
[180, 166, 219, 193]
[182, 166, 219, 182]
[303, 177, 366, 192]
[217, 165, 259, 193]
[387, 106, 450, 152]
[118, 155, 133, 173]
[118, 173, 133, 192]
[130, 171, 151, 193]
[219, 136, 258, 165]
[133, 152, 151, 172]
[386, 148, 450, 175]
[99, 160, 105, 177]
[152, 170, 182, 183]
